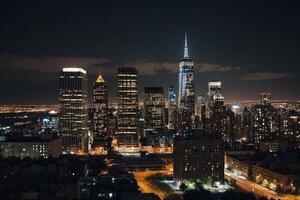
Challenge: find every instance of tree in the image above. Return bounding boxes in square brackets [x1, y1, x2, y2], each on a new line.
[179, 183, 187, 192]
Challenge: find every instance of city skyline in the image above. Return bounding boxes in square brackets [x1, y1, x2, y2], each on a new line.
[1, 1, 300, 104]
[1, 2, 300, 200]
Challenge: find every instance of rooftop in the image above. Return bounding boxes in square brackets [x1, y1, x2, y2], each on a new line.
[96, 74, 105, 83]
[62, 67, 86, 74]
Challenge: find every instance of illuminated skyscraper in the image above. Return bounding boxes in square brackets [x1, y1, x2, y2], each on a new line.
[59, 68, 89, 153]
[167, 86, 177, 129]
[178, 33, 195, 131]
[252, 92, 278, 143]
[144, 87, 165, 129]
[208, 81, 223, 105]
[205, 81, 224, 120]
[178, 33, 195, 111]
[116, 66, 139, 148]
[92, 74, 108, 147]
[195, 95, 205, 119]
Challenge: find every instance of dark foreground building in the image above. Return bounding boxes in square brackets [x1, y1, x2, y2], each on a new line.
[174, 130, 224, 184]
[0, 134, 62, 158]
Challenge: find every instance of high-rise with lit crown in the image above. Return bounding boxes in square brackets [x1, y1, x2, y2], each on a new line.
[208, 81, 223, 105]
[92, 74, 108, 147]
[59, 67, 89, 153]
[178, 33, 195, 112]
[177, 33, 195, 131]
[116, 66, 139, 149]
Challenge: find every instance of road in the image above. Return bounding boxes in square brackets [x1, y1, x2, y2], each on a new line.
[133, 166, 300, 200]
[132, 169, 173, 200]
[225, 171, 300, 200]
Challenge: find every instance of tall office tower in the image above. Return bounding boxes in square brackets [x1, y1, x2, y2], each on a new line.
[144, 87, 165, 130]
[207, 81, 224, 105]
[59, 68, 89, 153]
[174, 130, 224, 184]
[167, 86, 177, 129]
[260, 92, 272, 105]
[208, 100, 227, 140]
[116, 66, 139, 148]
[252, 93, 278, 143]
[92, 74, 108, 147]
[281, 110, 300, 139]
[205, 81, 224, 121]
[195, 95, 205, 119]
[242, 106, 253, 141]
[178, 33, 195, 131]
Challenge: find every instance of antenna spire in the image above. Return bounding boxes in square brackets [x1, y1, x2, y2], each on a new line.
[184, 32, 189, 58]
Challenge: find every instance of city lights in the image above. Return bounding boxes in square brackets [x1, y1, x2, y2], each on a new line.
[0, 2, 299, 199]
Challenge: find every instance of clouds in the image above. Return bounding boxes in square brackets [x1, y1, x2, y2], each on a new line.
[242, 72, 292, 81]
[197, 63, 240, 72]
[127, 60, 178, 75]
[127, 61, 241, 75]
[0, 55, 242, 81]
[0, 55, 292, 84]
[0, 54, 110, 81]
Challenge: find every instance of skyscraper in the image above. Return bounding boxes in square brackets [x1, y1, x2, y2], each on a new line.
[252, 93, 278, 143]
[178, 33, 195, 131]
[178, 33, 195, 112]
[144, 87, 165, 130]
[167, 86, 177, 129]
[195, 95, 205, 119]
[116, 66, 139, 149]
[208, 81, 223, 105]
[92, 74, 108, 147]
[59, 68, 89, 153]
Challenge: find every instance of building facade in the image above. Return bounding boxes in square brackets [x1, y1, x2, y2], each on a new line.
[174, 131, 224, 183]
[167, 86, 177, 129]
[59, 68, 89, 153]
[207, 81, 223, 106]
[116, 66, 139, 148]
[0, 135, 62, 159]
[195, 95, 205, 121]
[252, 93, 278, 143]
[144, 87, 165, 130]
[92, 74, 109, 147]
[178, 33, 195, 131]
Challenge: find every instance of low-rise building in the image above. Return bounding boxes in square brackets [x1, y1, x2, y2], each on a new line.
[225, 154, 252, 178]
[0, 134, 62, 158]
[144, 128, 173, 148]
[225, 153, 299, 193]
[252, 165, 297, 193]
[258, 140, 288, 153]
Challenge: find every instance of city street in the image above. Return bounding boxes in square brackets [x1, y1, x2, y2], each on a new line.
[225, 171, 300, 200]
[133, 167, 300, 200]
[132, 169, 173, 200]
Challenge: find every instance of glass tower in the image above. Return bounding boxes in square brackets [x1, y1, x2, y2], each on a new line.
[178, 33, 195, 131]
[59, 68, 89, 153]
[116, 66, 139, 148]
[92, 74, 108, 147]
[178, 33, 195, 112]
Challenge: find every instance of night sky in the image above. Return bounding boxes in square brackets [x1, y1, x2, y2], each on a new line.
[1, 1, 300, 104]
